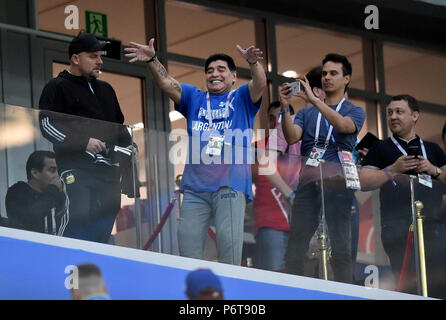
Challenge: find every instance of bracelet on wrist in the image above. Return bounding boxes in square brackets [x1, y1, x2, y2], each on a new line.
[280, 106, 290, 115]
[383, 167, 397, 187]
[147, 55, 157, 63]
[247, 59, 257, 65]
[287, 191, 295, 203]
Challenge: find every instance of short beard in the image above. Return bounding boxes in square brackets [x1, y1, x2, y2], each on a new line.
[89, 71, 99, 80]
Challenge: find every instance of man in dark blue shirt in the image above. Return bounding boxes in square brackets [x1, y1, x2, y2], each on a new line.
[280, 54, 365, 284]
[361, 94, 446, 298]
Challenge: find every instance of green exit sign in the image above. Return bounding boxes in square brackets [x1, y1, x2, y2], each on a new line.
[85, 11, 108, 38]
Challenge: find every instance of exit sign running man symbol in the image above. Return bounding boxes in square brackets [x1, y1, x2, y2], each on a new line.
[86, 11, 108, 38]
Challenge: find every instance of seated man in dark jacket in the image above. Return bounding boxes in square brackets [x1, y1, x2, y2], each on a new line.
[5, 150, 68, 235]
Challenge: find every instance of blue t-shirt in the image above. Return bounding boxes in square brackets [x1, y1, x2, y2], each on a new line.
[175, 83, 261, 199]
[294, 100, 365, 163]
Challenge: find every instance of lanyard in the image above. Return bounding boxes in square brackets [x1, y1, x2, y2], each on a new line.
[206, 90, 233, 130]
[390, 135, 427, 158]
[88, 82, 95, 94]
[324, 118, 336, 146]
[314, 98, 345, 148]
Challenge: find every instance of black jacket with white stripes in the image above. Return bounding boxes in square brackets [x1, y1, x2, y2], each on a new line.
[38, 70, 132, 181]
[5, 182, 68, 235]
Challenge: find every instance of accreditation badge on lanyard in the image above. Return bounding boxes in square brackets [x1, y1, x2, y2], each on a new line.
[205, 91, 233, 157]
[206, 130, 224, 156]
[338, 150, 361, 190]
[306, 146, 326, 167]
[305, 98, 345, 167]
[390, 136, 432, 188]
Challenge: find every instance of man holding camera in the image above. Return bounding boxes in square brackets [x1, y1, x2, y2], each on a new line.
[360, 94, 446, 297]
[280, 54, 365, 284]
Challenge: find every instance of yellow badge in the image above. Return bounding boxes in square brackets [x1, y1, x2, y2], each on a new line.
[66, 173, 75, 184]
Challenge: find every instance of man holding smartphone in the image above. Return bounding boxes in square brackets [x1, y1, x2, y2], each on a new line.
[280, 54, 365, 284]
[360, 94, 446, 298]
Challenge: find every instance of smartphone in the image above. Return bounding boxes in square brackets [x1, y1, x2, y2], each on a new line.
[287, 81, 300, 96]
[407, 145, 421, 158]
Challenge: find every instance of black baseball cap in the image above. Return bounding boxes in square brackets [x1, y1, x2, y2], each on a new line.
[68, 32, 110, 58]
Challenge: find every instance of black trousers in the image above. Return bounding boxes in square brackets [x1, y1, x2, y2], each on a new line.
[285, 179, 354, 284]
[62, 169, 121, 243]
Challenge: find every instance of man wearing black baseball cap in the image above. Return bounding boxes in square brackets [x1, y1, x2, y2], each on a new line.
[38, 31, 133, 244]
[67, 32, 110, 80]
[68, 32, 109, 58]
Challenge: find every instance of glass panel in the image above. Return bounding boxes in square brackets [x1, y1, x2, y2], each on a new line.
[275, 24, 365, 90]
[356, 171, 413, 291]
[165, 0, 256, 68]
[383, 42, 446, 106]
[114, 125, 150, 250]
[0, 105, 185, 253]
[0, 104, 237, 262]
[237, 119, 446, 297]
[413, 177, 446, 299]
[3, 104, 446, 298]
[164, 119, 257, 264]
[0, 104, 140, 247]
[37, 0, 146, 45]
[249, 145, 366, 283]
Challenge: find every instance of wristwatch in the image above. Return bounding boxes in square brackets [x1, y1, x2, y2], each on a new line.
[433, 167, 442, 179]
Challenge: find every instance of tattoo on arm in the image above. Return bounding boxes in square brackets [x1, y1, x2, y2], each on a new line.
[150, 58, 181, 100]
[155, 59, 168, 79]
[170, 81, 181, 94]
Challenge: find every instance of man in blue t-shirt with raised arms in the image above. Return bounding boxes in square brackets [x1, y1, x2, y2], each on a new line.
[125, 39, 267, 265]
[280, 53, 365, 284]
